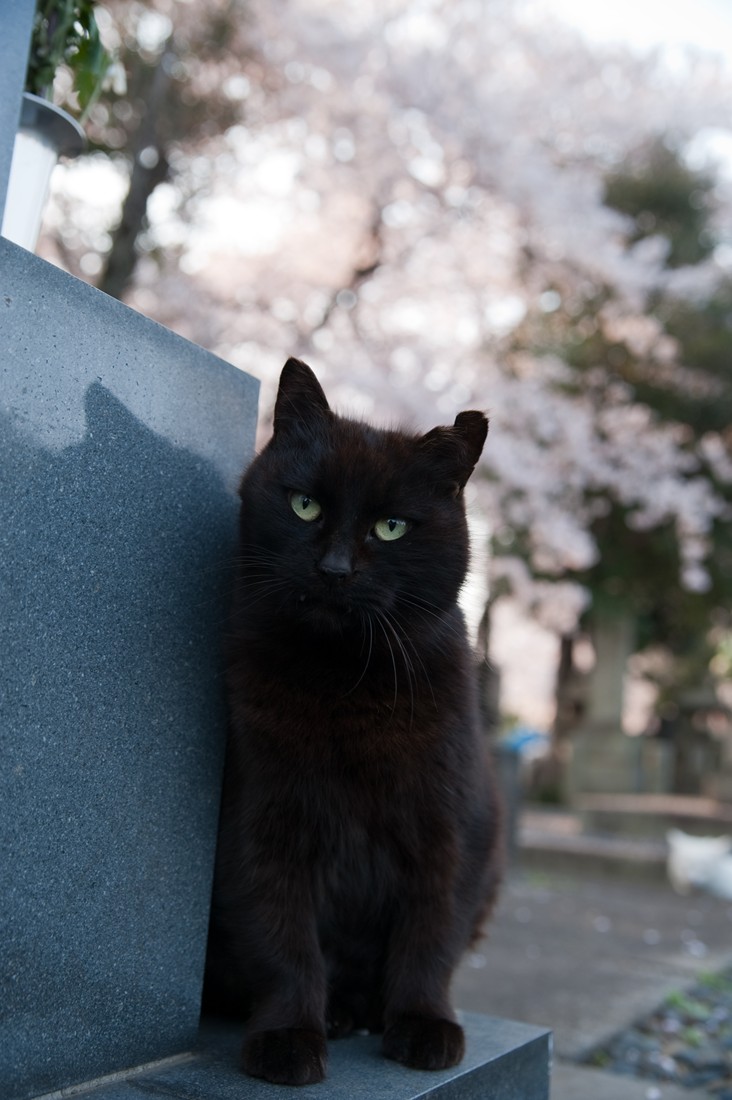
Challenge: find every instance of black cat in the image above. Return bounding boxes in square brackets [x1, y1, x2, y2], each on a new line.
[204, 358, 502, 1085]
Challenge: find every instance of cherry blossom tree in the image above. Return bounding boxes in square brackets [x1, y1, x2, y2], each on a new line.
[39, 0, 732, 744]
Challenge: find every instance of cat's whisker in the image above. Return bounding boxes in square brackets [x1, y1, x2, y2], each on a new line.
[384, 606, 438, 714]
[394, 593, 464, 641]
[237, 570, 288, 587]
[373, 613, 400, 715]
[234, 579, 292, 614]
[230, 559, 283, 573]
[188, 573, 283, 616]
[199, 548, 283, 577]
[375, 609, 418, 726]
[395, 592, 447, 616]
[342, 613, 375, 697]
[382, 609, 429, 725]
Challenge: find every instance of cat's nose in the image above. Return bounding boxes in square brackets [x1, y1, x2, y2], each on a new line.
[318, 547, 354, 579]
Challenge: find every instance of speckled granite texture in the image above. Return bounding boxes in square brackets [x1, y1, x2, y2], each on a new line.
[0, 238, 259, 1100]
[0, 0, 33, 222]
[34, 1014, 552, 1100]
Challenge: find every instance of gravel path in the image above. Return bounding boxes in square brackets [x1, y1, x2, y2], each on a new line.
[582, 967, 732, 1096]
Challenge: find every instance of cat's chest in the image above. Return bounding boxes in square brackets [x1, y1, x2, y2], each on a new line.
[317, 809, 386, 887]
[242, 653, 448, 767]
[305, 751, 452, 897]
[238, 629, 450, 736]
[312, 789, 403, 924]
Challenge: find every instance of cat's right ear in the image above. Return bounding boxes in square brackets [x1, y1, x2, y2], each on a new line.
[419, 411, 488, 493]
[273, 358, 331, 437]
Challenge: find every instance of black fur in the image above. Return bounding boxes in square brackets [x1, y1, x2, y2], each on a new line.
[204, 358, 502, 1085]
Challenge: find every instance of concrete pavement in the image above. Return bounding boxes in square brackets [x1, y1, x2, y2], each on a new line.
[452, 821, 732, 1099]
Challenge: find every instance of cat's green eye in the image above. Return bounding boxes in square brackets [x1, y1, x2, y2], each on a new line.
[374, 517, 409, 542]
[289, 491, 322, 522]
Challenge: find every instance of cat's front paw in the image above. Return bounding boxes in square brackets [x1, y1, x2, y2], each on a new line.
[242, 1027, 327, 1085]
[383, 1015, 465, 1070]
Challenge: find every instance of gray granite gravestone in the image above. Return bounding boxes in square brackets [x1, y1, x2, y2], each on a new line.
[64, 1014, 552, 1100]
[0, 237, 259, 1099]
[0, 0, 34, 222]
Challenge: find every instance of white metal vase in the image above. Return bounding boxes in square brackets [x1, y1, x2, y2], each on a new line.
[2, 92, 85, 251]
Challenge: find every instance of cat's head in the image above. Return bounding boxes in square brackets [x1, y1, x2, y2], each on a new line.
[236, 358, 487, 638]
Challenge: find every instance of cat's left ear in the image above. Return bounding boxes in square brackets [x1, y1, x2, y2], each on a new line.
[273, 357, 331, 437]
[420, 411, 488, 493]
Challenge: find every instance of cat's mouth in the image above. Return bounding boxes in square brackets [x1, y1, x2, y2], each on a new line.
[296, 587, 358, 630]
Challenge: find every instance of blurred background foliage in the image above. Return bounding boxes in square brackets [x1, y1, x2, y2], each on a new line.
[32, 0, 732, 798]
[26, 0, 113, 118]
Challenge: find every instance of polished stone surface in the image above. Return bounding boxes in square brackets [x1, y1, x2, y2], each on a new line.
[0, 0, 34, 223]
[0, 239, 259, 1100]
[48, 1014, 551, 1100]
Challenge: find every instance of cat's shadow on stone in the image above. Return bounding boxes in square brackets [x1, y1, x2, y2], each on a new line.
[3, 381, 236, 738]
[2, 382, 236, 1052]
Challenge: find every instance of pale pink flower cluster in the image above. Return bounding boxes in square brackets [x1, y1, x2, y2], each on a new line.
[43, 0, 732, 625]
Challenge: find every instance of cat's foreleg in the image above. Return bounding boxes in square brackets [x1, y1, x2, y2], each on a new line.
[381, 900, 466, 1070]
[238, 883, 329, 1085]
[244, 1024, 327, 1087]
